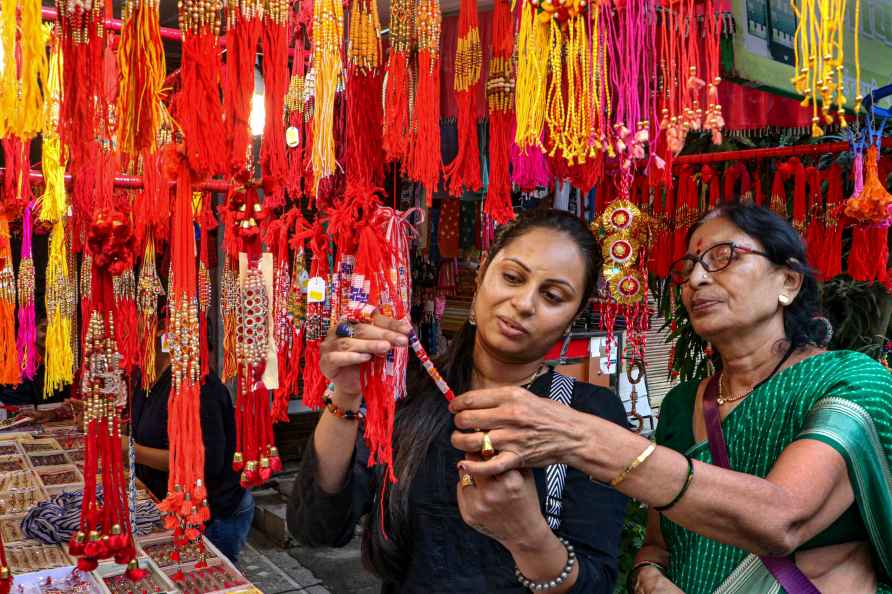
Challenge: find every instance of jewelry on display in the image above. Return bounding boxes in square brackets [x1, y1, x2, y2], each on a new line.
[609, 443, 656, 487]
[514, 537, 576, 592]
[654, 455, 695, 513]
[480, 432, 495, 459]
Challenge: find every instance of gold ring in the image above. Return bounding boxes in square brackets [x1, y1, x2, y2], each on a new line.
[481, 432, 495, 459]
[460, 473, 475, 488]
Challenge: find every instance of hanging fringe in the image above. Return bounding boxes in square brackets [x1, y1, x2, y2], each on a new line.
[514, 1, 548, 152]
[16, 202, 38, 380]
[261, 6, 289, 207]
[408, 0, 442, 204]
[0, 216, 20, 386]
[311, 0, 343, 193]
[117, 0, 166, 156]
[382, 0, 412, 164]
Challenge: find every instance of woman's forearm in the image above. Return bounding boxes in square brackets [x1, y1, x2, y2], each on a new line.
[133, 443, 170, 472]
[567, 413, 848, 557]
[312, 386, 362, 494]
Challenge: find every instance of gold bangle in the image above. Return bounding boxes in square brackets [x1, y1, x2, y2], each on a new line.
[610, 443, 656, 487]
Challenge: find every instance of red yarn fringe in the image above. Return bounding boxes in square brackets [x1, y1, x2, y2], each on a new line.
[848, 226, 889, 282]
[382, 53, 411, 164]
[408, 50, 441, 204]
[261, 20, 289, 207]
[485, 110, 515, 223]
[177, 31, 226, 178]
[345, 67, 385, 187]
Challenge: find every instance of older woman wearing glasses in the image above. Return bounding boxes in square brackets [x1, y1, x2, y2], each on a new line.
[448, 203, 892, 594]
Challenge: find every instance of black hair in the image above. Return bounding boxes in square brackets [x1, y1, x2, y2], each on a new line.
[361, 208, 602, 582]
[688, 202, 829, 349]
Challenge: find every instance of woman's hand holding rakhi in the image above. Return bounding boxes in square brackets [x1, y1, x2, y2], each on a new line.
[319, 313, 412, 402]
[449, 385, 588, 477]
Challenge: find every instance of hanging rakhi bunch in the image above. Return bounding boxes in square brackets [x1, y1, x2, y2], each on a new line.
[514, 0, 548, 155]
[382, 0, 412, 165]
[176, 0, 225, 177]
[137, 240, 164, 389]
[157, 147, 209, 554]
[344, 0, 385, 187]
[607, 0, 657, 173]
[300, 220, 333, 409]
[0, 216, 19, 386]
[261, 0, 290, 207]
[593, 200, 651, 363]
[845, 130, 892, 282]
[311, 0, 343, 192]
[16, 202, 38, 380]
[41, 36, 76, 397]
[658, 0, 724, 158]
[223, 0, 261, 177]
[55, 0, 105, 242]
[0, 0, 48, 140]
[407, 0, 442, 202]
[69, 209, 141, 577]
[221, 185, 282, 488]
[484, 0, 516, 223]
[116, 0, 166, 157]
[443, 0, 483, 196]
[791, 0, 861, 136]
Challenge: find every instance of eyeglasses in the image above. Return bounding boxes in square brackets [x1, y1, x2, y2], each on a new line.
[669, 242, 771, 285]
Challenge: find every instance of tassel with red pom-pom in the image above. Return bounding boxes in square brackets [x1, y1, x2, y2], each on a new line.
[382, 0, 412, 165]
[408, 0, 442, 203]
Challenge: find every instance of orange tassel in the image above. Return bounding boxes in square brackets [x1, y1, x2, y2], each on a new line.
[0, 216, 20, 385]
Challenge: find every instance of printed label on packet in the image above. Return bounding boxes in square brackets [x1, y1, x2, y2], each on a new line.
[307, 277, 326, 303]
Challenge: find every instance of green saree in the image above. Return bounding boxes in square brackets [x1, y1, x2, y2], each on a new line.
[654, 351, 892, 594]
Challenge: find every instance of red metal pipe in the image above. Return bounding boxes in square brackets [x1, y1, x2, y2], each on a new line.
[674, 137, 892, 165]
[12, 168, 231, 193]
[42, 6, 185, 42]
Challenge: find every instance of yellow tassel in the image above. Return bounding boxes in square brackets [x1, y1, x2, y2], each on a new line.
[311, 0, 343, 193]
[514, 2, 549, 151]
[43, 221, 73, 397]
[15, 11, 49, 138]
[0, 0, 16, 137]
[39, 33, 67, 225]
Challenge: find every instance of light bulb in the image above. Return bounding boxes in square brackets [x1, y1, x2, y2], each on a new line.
[249, 94, 265, 136]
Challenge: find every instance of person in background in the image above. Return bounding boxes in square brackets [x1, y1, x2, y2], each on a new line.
[130, 326, 254, 564]
[447, 203, 892, 594]
[289, 209, 629, 593]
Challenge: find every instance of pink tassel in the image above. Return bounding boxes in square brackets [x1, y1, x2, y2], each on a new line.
[510, 136, 551, 192]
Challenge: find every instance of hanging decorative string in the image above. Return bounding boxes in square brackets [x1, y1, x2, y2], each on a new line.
[845, 137, 892, 282]
[260, 0, 290, 207]
[483, 0, 515, 224]
[514, 0, 548, 153]
[443, 0, 483, 196]
[0, 216, 20, 386]
[223, 0, 261, 177]
[408, 0, 442, 203]
[0, 0, 48, 139]
[176, 0, 225, 178]
[117, 0, 166, 157]
[70, 208, 140, 578]
[382, 0, 413, 164]
[311, 0, 343, 192]
[157, 146, 209, 562]
[137, 239, 164, 389]
[344, 0, 385, 188]
[16, 201, 38, 380]
[791, 0, 858, 135]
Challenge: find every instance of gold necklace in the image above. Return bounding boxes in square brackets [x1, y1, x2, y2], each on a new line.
[520, 364, 549, 389]
[716, 372, 752, 406]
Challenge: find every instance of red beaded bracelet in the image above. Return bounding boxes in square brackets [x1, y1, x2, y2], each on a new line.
[324, 394, 365, 420]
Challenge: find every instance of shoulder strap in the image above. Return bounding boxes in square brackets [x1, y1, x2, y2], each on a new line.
[703, 377, 822, 594]
[544, 372, 575, 530]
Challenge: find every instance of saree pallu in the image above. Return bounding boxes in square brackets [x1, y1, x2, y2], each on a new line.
[654, 351, 892, 594]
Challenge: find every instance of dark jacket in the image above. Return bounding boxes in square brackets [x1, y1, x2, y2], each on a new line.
[288, 369, 629, 594]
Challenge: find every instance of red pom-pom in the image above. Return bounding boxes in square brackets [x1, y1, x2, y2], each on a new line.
[109, 534, 128, 552]
[77, 558, 99, 572]
[125, 567, 148, 582]
[84, 541, 102, 558]
[68, 539, 85, 556]
[170, 550, 180, 562]
[171, 570, 185, 582]
[270, 456, 283, 473]
[260, 466, 272, 482]
[194, 559, 209, 569]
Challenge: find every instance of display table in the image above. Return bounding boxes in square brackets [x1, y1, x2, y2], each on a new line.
[0, 422, 260, 594]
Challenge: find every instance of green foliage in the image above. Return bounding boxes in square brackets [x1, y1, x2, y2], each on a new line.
[614, 500, 649, 594]
[823, 277, 892, 357]
[653, 279, 712, 384]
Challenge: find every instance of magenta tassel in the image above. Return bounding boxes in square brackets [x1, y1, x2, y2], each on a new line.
[510, 131, 552, 192]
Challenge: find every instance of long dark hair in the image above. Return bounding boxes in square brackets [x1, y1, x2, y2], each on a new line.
[361, 208, 602, 582]
[688, 202, 829, 349]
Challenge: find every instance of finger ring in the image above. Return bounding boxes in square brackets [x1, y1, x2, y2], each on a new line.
[335, 321, 355, 338]
[460, 473, 475, 488]
[481, 432, 495, 459]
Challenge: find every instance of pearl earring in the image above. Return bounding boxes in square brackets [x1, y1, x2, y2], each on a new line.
[779, 295, 791, 306]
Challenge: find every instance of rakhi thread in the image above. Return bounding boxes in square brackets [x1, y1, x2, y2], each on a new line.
[407, 0, 442, 203]
[484, 0, 516, 224]
[311, 0, 343, 192]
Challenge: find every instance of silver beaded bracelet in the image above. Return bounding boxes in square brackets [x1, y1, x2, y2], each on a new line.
[514, 537, 576, 592]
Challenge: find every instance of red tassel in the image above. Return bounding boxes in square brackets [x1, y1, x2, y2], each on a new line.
[821, 166, 844, 280]
[302, 338, 326, 409]
[485, 110, 515, 223]
[260, 16, 289, 207]
[382, 53, 411, 164]
[848, 227, 889, 282]
[723, 162, 751, 202]
[701, 165, 720, 208]
[409, 48, 443, 205]
[345, 68, 386, 187]
[443, 0, 483, 196]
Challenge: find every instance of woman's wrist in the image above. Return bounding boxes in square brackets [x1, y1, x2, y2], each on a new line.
[330, 384, 363, 409]
[508, 526, 577, 587]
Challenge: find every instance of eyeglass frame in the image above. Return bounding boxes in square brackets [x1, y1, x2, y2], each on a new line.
[669, 241, 773, 285]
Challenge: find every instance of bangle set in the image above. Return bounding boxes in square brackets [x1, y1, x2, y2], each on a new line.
[627, 560, 667, 592]
[514, 537, 576, 592]
[655, 455, 694, 513]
